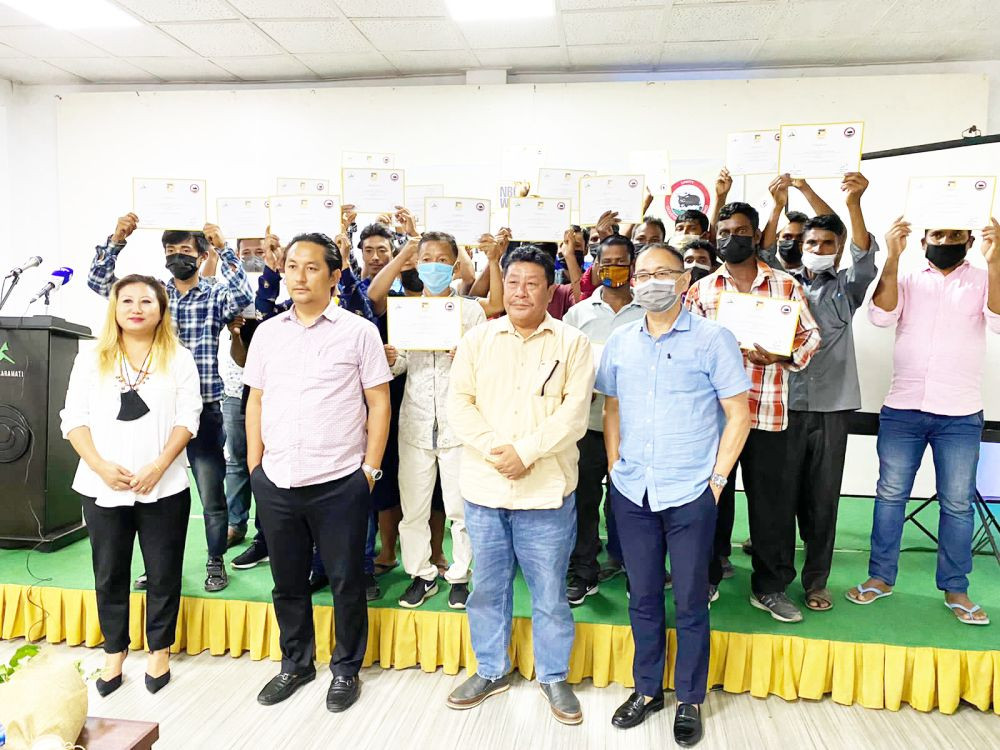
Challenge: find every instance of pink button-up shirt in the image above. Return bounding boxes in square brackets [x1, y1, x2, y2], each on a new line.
[243, 301, 393, 489]
[869, 260, 1000, 416]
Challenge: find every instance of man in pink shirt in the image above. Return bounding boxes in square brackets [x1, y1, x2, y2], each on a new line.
[244, 233, 392, 710]
[847, 218, 1000, 626]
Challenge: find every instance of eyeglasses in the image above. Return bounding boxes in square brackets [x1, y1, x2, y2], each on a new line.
[633, 269, 684, 283]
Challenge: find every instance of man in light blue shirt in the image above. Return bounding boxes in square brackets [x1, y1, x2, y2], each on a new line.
[596, 243, 751, 746]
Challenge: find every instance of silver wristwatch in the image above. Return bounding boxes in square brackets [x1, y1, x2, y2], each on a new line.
[710, 473, 728, 490]
[362, 464, 384, 482]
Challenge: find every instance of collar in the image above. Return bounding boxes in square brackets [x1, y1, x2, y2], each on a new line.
[592, 286, 640, 310]
[922, 259, 970, 276]
[167, 277, 209, 298]
[639, 306, 690, 338]
[719, 259, 772, 288]
[282, 299, 341, 326]
[501, 312, 556, 339]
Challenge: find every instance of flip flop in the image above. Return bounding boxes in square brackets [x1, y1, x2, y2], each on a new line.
[945, 601, 991, 626]
[845, 583, 893, 605]
[805, 588, 833, 612]
[373, 561, 398, 576]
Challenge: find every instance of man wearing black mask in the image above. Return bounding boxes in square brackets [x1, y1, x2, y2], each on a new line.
[760, 174, 835, 272]
[88, 215, 253, 592]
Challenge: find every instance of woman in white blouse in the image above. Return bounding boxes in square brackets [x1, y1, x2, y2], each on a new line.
[61, 274, 202, 697]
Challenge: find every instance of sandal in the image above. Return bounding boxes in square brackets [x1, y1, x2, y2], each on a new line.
[945, 601, 991, 626]
[373, 560, 398, 576]
[845, 582, 893, 605]
[805, 588, 833, 612]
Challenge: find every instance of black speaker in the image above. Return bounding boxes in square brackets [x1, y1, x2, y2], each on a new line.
[0, 316, 92, 550]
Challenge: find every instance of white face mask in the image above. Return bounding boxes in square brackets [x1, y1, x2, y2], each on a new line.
[800, 250, 836, 273]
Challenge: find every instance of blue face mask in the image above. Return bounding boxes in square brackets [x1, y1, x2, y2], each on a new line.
[416, 262, 454, 294]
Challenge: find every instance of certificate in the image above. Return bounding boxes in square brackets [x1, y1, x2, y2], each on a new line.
[628, 150, 671, 194]
[216, 197, 268, 240]
[342, 168, 405, 213]
[726, 130, 780, 175]
[904, 176, 997, 230]
[404, 184, 444, 227]
[423, 197, 491, 245]
[267, 195, 341, 239]
[387, 296, 463, 351]
[508, 197, 572, 242]
[715, 292, 801, 357]
[343, 151, 395, 168]
[537, 168, 594, 199]
[579, 175, 645, 224]
[778, 121, 864, 178]
[132, 178, 206, 230]
[276, 177, 329, 195]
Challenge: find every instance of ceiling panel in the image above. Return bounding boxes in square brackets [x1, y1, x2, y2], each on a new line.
[254, 20, 375, 54]
[382, 49, 478, 74]
[212, 55, 319, 81]
[296, 52, 397, 77]
[663, 2, 783, 42]
[73, 26, 195, 57]
[660, 40, 759, 68]
[50, 57, 160, 82]
[126, 56, 237, 80]
[473, 47, 568, 70]
[352, 18, 467, 52]
[562, 8, 666, 46]
[227, 0, 342, 18]
[0, 57, 85, 84]
[114, 0, 239, 23]
[159, 21, 282, 57]
[568, 43, 662, 69]
[458, 18, 562, 49]
[0, 27, 110, 58]
[335, 0, 449, 16]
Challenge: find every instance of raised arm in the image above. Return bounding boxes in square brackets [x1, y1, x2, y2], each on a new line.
[87, 212, 137, 298]
[761, 174, 790, 250]
[871, 217, 909, 317]
[710, 169, 732, 242]
[368, 237, 419, 317]
[793, 177, 835, 216]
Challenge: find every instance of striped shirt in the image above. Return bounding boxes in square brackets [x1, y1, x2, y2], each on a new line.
[684, 260, 821, 431]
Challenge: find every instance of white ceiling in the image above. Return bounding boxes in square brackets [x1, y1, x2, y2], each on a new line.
[0, 0, 996, 85]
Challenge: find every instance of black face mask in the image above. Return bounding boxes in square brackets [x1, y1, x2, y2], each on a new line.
[117, 389, 150, 422]
[400, 268, 424, 293]
[718, 234, 756, 264]
[925, 243, 967, 270]
[777, 238, 803, 265]
[689, 266, 713, 284]
[165, 253, 199, 281]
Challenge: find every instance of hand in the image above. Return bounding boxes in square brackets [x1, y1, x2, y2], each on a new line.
[96, 460, 134, 492]
[515, 181, 530, 198]
[642, 186, 654, 212]
[489, 444, 528, 480]
[341, 203, 357, 233]
[768, 174, 791, 210]
[129, 462, 163, 496]
[884, 216, 911, 260]
[203, 223, 225, 250]
[790, 176, 809, 191]
[594, 210, 620, 240]
[384, 344, 398, 367]
[111, 212, 139, 244]
[262, 230, 283, 272]
[558, 228, 577, 259]
[710, 482, 722, 504]
[746, 344, 786, 367]
[333, 233, 352, 267]
[399, 236, 420, 265]
[376, 212, 393, 227]
[715, 168, 733, 200]
[394, 205, 418, 237]
[841, 172, 869, 205]
[227, 316, 245, 338]
[446, 347, 456, 360]
[363, 470, 375, 492]
[983, 217, 1000, 267]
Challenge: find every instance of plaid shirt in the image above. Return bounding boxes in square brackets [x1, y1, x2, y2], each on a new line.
[88, 239, 254, 403]
[254, 265, 377, 325]
[684, 260, 821, 431]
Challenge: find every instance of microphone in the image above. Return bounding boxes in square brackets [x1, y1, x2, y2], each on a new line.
[5, 256, 42, 278]
[28, 267, 73, 304]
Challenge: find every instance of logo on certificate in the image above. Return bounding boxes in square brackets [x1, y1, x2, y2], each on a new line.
[316, 183, 325, 191]
[444, 301, 455, 312]
[323, 199, 335, 208]
[774, 132, 781, 141]
[780, 304, 792, 315]
[264, 200, 270, 208]
[382, 156, 391, 165]
[556, 201, 566, 211]
[390, 172, 400, 182]
[843, 126, 856, 138]
[975, 180, 988, 191]
[189, 183, 200, 193]
[627, 178, 639, 188]
[475, 202, 485, 211]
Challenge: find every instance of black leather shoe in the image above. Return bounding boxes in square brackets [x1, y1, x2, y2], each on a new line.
[257, 671, 316, 706]
[674, 703, 703, 747]
[326, 675, 361, 713]
[95, 673, 122, 697]
[144, 670, 171, 694]
[612, 690, 664, 729]
[308, 571, 329, 593]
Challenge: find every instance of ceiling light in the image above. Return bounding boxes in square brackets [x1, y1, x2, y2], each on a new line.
[446, 0, 555, 23]
[0, 0, 140, 30]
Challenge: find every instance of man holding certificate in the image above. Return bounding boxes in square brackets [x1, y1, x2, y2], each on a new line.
[685, 202, 820, 624]
[847, 217, 1000, 626]
[446, 246, 594, 724]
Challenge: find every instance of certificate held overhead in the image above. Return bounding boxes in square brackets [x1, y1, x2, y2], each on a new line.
[133, 178, 207, 230]
[342, 168, 405, 213]
[778, 121, 864, 179]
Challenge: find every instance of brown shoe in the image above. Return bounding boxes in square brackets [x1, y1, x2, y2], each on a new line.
[227, 526, 246, 549]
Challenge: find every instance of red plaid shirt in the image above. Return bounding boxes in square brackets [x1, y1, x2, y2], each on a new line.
[684, 261, 821, 431]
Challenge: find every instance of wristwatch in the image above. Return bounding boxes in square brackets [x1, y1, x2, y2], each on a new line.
[710, 473, 728, 490]
[362, 464, 384, 482]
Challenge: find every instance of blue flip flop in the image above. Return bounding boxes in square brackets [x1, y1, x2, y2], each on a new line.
[945, 601, 991, 626]
[845, 583, 893, 605]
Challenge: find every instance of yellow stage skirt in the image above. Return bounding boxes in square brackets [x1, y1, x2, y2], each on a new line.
[2, 584, 996, 715]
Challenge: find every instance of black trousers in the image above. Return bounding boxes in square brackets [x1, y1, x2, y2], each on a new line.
[569, 430, 609, 585]
[709, 428, 795, 594]
[787, 410, 850, 592]
[611, 483, 716, 703]
[81, 489, 191, 654]
[251, 466, 370, 677]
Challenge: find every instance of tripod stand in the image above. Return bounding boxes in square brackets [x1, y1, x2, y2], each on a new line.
[903, 491, 1000, 568]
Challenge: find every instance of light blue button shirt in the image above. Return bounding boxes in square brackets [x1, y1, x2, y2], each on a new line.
[595, 308, 750, 511]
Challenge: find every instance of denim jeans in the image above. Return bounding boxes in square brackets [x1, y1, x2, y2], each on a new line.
[869, 407, 983, 593]
[221, 395, 252, 532]
[464, 495, 577, 684]
[186, 400, 228, 559]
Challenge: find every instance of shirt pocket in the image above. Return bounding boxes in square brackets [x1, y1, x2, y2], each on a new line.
[533, 359, 566, 399]
[949, 283, 985, 318]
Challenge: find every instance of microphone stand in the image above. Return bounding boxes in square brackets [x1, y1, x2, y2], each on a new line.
[0, 271, 24, 313]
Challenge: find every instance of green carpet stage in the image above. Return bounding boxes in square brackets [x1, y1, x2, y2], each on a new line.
[1, 493, 997, 715]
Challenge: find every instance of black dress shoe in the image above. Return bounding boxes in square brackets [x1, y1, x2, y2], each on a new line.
[257, 671, 316, 706]
[326, 675, 361, 713]
[612, 691, 664, 729]
[674, 703, 703, 747]
[95, 673, 123, 697]
[309, 571, 330, 593]
[145, 670, 171, 694]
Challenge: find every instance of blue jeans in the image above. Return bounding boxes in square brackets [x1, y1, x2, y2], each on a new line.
[222, 395, 252, 532]
[464, 496, 577, 684]
[870, 407, 983, 592]
[186, 400, 228, 559]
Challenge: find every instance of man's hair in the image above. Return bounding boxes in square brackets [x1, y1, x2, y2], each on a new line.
[287, 232, 342, 274]
[572, 224, 589, 245]
[161, 230, 209, 255]
[357, 222, 395, 249]
[803, 213, 847, 238]
[418, 230, 459, 260]
[639, 216, 667, 239]
[718, 202, 760, 231]
[684, 238, 718, 266]
[597, 234, 636, 262]
[784, 210, 809, 225]
[674, 209, 710, 233]
[642, 242, 685, 267]
[502, 244, 555, 286]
